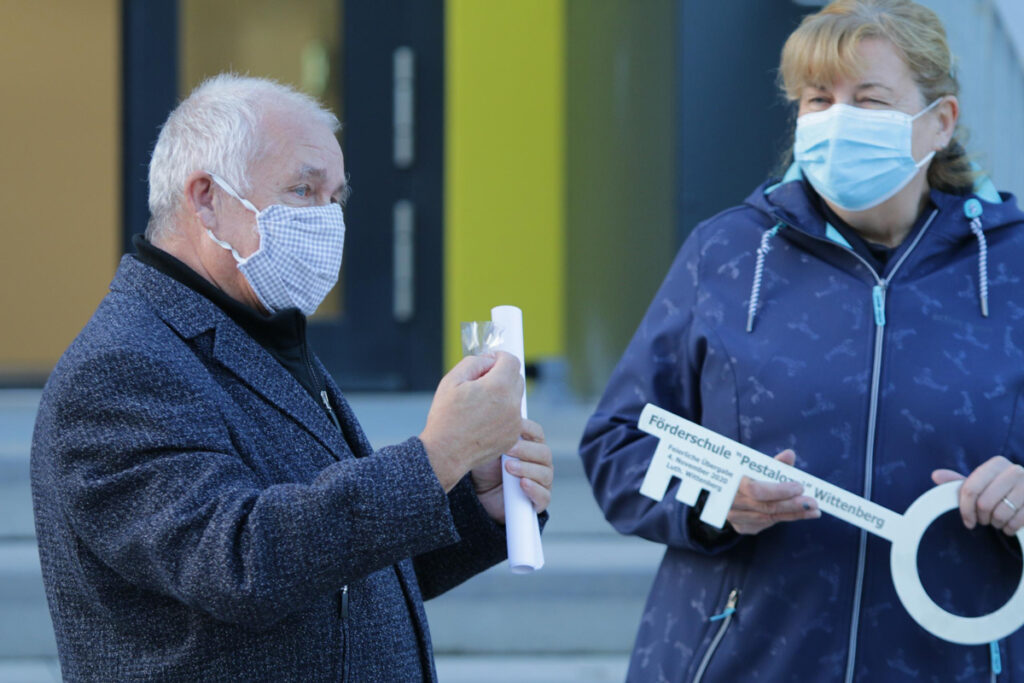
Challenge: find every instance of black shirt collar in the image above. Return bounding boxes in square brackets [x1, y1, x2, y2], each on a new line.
[131, 234, 307, 352]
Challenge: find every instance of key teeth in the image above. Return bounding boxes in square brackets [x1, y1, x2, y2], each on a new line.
[639, 443, 674, 501]
[699, 495, 732, 529]
[639, 468, 671, 501]
[675, 479, 702, 507]
[698, 478, 742, 530]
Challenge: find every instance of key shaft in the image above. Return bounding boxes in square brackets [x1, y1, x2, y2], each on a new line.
[638, 404, 903, 541]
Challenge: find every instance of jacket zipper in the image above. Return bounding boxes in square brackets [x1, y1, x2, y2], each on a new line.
[301, 342, 341, 430]
[341, 584, 350, 681]
[693, 589, 740, 683]
[773, 211, 937, 683]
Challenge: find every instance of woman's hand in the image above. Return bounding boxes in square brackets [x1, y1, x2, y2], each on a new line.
[726, 449, 820, 535]
[932, 455, 1024, 535]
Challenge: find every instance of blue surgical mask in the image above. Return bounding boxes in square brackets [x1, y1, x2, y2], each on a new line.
[794, 99, 941, 211]
[205, 172, 346, 316]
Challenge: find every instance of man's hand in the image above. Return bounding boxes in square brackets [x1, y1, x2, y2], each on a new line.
[419, 352, 524, 491]
[933, 455, 1024, 535]
[725, 449, 820, 535]
[470, 419, 553, 524]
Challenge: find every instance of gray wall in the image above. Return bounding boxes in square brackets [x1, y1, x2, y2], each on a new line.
[923, 0, 1024, 200]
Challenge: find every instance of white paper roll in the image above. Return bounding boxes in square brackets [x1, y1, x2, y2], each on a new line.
[491, 305, 545, 573]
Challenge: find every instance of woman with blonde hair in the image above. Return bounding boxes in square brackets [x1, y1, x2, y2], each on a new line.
[581, 0, 1024, 680]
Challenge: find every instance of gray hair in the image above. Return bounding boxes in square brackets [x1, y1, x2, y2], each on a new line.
[145, 73, 340, 240]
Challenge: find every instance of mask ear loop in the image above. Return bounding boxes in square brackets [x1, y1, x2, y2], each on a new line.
[204, 171, 260, 264]
[206, 171, 260, 214]
[909, 98, 945, 169]
[206, 229, 248, 264]
[910, 97, 943, 121]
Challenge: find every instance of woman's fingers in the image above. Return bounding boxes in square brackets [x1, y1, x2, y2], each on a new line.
[727, 452, 819, 535]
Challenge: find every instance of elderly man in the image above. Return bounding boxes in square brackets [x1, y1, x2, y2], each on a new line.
[31, 74, 553, 681]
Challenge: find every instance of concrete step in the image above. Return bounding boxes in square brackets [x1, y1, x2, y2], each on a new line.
[0, 391, 39, 541]
[0, 659, 61, 683]
[0, 454, 34, 539]
[426, 535, 660, 654]
[0, 541, 57, 658]
[0, 655, 629, 683]
[0, 535, 658, 661]
[435, 654, 629, 682]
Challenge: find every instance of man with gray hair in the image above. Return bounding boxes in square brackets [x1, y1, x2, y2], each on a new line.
[31, 74, 553, 681]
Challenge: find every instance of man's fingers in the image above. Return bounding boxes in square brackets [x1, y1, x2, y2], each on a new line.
[505, 455, 554, 488]
[446, 353, 498, 384]
[519, 418, 545, 444]
[508, 437, 551, 465]
[521, 476, 551, 514]
[484, 351, 522, 381]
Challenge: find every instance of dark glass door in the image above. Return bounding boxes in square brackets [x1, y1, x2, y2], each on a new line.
[122, 0, 444, 390]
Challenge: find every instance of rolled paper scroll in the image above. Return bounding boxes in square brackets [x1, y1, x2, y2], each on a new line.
[491, 305, 544, 573]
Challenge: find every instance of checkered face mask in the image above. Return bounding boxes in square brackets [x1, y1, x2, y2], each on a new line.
[205, 172, 346, 316]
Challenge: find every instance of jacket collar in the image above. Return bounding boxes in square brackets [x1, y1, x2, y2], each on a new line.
[752, 163, 1024, 241]
[110, 256, 350, 460]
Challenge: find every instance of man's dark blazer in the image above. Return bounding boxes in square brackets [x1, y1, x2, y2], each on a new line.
[31, 255, 509, 681]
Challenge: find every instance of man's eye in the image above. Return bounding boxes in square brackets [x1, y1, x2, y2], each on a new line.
[294, 185, 310, 198]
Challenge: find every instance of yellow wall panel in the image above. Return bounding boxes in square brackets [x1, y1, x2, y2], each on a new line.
[445, 0, 565, 369]
[0, 1, 121, 376]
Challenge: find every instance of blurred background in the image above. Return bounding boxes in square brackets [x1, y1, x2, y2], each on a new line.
[0, 0, 1021, 680]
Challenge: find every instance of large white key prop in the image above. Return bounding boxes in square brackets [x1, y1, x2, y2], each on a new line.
[638, 403, 1024, 645]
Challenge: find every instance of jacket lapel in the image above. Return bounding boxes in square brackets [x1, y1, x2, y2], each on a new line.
[317, 358, 375, 458]
[117, 256, 350, 461]
[211, 323, 350, 461]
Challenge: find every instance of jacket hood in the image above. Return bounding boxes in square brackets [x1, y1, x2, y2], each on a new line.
[739, 164, 1024, 332]
[745, 163, 1024, 240]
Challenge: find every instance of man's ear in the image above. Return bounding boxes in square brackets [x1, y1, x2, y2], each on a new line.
[934, 95, 959, 150]
[184, 171, 218, 229]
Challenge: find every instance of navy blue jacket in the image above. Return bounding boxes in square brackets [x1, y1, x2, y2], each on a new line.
[31, 256, 508, 681]
[581, 174, 1024, 682]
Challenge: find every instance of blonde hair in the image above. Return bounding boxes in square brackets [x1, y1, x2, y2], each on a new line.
[779, 0, 974, 193]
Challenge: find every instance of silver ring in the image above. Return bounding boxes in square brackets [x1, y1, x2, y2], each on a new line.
[1002, 497, 1018, 512]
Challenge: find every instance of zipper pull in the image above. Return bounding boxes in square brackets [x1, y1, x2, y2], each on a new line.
[710, 589, 740, 621]
[320, 389, 342, 429]
[990, 641, 1002, 676]
[872, 284, 886, 327]
[341, 584, 349, 620]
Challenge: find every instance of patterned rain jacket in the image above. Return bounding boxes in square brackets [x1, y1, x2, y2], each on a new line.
[580, 169, 1024, 682]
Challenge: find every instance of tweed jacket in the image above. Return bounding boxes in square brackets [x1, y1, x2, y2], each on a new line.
[31, 255, 509, 681]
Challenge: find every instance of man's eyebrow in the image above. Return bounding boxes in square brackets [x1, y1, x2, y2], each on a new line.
[296, 165, 327, 181]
